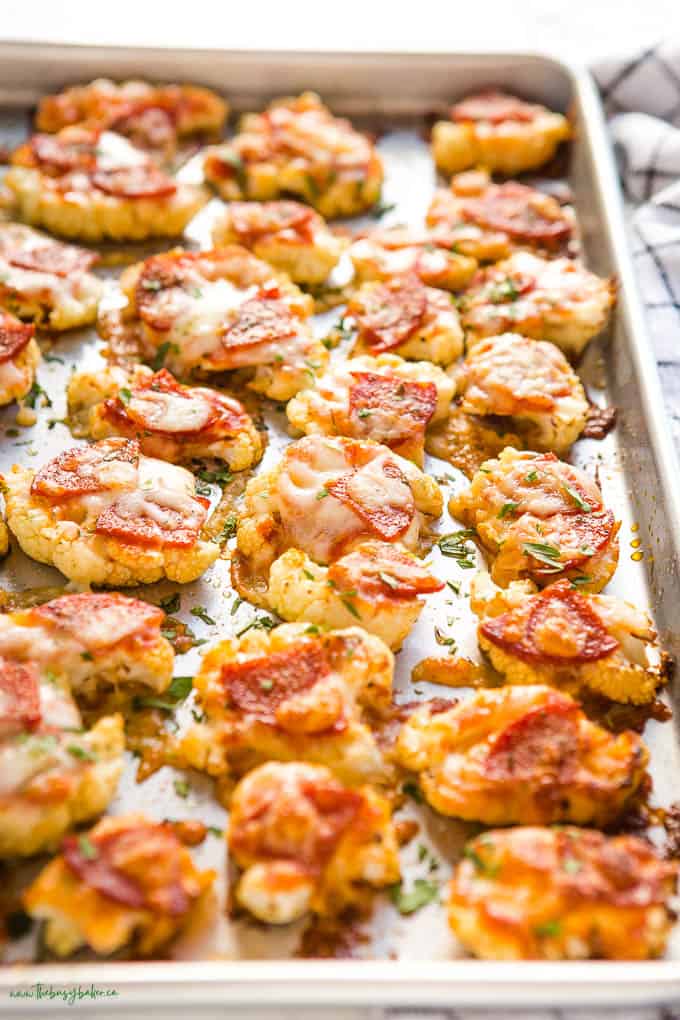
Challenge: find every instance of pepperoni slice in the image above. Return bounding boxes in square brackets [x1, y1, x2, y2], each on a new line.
[484, 696, 579, 782]
[461, 183, 571, 246]
[62, 823, 188, 915]
[230, 773, 361, 869]
[221, 642, 330, 724]
[31, 439, 139, 502]
[326, 459, 414, 542]
[32, 592, 164, 649]
[103, 369, 243, 438]
[0, 311, 34, 365]
[219, 297, 297, 353]
[4, 240, 98, 278]
[29, 131, 98, 173]
[531, 510, 617, 575]
[95, 490, 208, 549]
[229, 200, 316, 244]
[349, 274, 427, 352]
[91, 165, 177, 199]
[480, 582, 619, 664]
[0, 657, 41, 738]
[348, 372, 437, 446]
[450, 91, 540, 124]
[135, 253, 193, 329]
[109, 105, 177, 151]
[328, 542, 443, 601]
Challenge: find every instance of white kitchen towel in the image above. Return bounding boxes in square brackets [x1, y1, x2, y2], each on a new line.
[593, 42, 680, 440]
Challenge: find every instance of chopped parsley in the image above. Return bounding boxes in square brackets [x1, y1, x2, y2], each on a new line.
[525, 470, 539, 483]
[389, 878, 439, 915]
[534, 919, 562, 938]
[24, 381, 52, 409]
[220, 513, 238, 541]
[497, 501, 519, 519]
[379, 571, 399, 590]
[562, 484, 594, 514]
[160, 592, 181, 615]
[119, 387, 132, 405]
[563, 856, 582, 875]
[231, 596, 243, 616]
[174, 779, 190, 799]
[190, 606, 216, 626]
[402, 780, 424, 803]
[438, 530, 477, 569]
[167, 675, 193, 700]
[196, 465, 233, 487]
[151, 341, 179, 371]
[357, 407, 372, 419]
[522, 541, 563, 571]
[78, 835, 98, 860]
[463, 845, 499, 877]
[316, 487, 329, 500]
[489, 278, 520, 303]
[66, 744, 98, 762]
[259, 678, 274, 692]
[370, 197, 397, 219]
[570, 575, 592, 587]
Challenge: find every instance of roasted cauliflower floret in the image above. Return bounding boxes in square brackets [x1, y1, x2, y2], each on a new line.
[212, 200, 345, 285]
[233, 434, 442, 592]
[267, 541, 443, 651]
[471, 573, 664, 704]
[23, 813, 215, 957]
[432, 90, 571, 177]
[349, 228, 477, 292]
[426, 170, 574, 262]
[3, 437, 220, 587]
[448, 826, 677, 960]
[179, 623, 393, 785]
[450, 448, 619, 591]
[396, 685, 648, 825]
[0, 657, 124, 857]
[0, 223, 102, 330]
[229, 761, 400, 924]
[287, 353, 454, 466]
[0, 309, 41, 407]
[345, 273, 464, 366]
[461, 252, 615, 358]
[35, 78, 227, 161]
[0, 592, 174, 706]
[101, 246, 325, 403]
[7, 127, 206, 242]
[204, 91, 382, 219]
[67, 364, 263, 471]
[457, 332, 588, 454]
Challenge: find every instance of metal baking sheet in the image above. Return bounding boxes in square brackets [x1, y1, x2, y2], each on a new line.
[0, 43, 679, 1012]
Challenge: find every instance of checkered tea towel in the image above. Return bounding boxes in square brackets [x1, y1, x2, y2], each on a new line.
[593, 42, 680, 434]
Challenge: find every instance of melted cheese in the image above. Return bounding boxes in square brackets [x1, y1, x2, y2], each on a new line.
[276, 437, 415, 564]
[126, 388, 214, 434]
[166, 277, 257, 363]
[111, 456, 204, 532]
[95, 130, 149, 170]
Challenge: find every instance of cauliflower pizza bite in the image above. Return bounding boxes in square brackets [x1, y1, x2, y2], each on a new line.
[396, 685, 648, 826]
[6, 127, 206, 242]
[106, 246, 325, 402]
[234, 434, 442, 587]
[23, 813, 215, 957]
[0, 592, 174, 707]
[448, 826, 677, 960]
[349, 229, 477, 292]
[228, 761, 400, 924]
[346, 273, 464, 367]
[0, 223, 102, 330]
[451, 448, 620, 592]
[471, 573, 664, 704]
[180, 623, 393, 785]
[267, 541, 443, 651]
[3, 437, 219, 587]
[0, 657, 124, 857]
[35, 78, 227, 160]
[204, 91, 382, 219]
[0, 309, 41, 407]
[426, 170, 574, 262]
[68, 365, 263, 471]
[286, 353, 454, 466]
[461, 252, 615, 358]
[432, 90, 571, 177]
[212, 200, 344, 286]
[457, 332, 588, 455]
[0, 518, 8, 558]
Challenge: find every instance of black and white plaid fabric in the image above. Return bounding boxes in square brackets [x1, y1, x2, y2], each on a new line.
[593, 42, 680, 448]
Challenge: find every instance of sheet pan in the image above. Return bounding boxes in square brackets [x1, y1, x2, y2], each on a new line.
[0, 42, 678, 1011]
